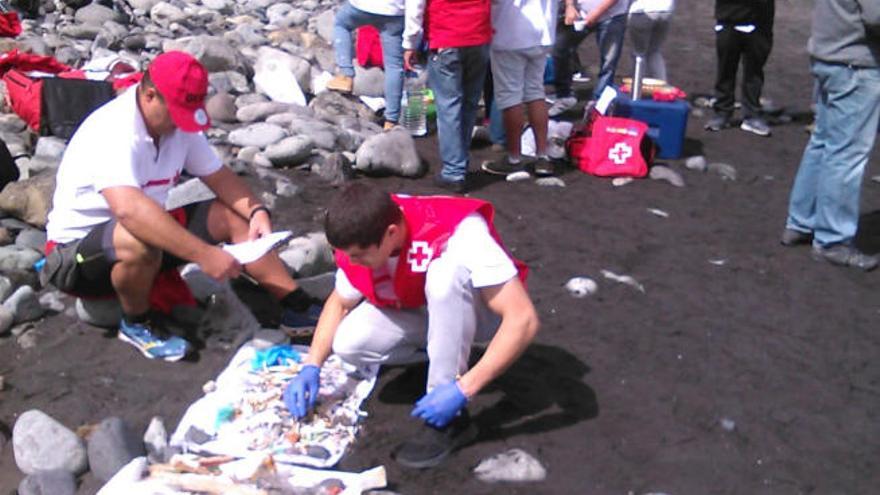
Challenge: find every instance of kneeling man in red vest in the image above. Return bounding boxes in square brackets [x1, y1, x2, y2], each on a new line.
[283, 183, 539, 468]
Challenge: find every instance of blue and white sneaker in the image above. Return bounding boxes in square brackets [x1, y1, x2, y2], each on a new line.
[118, 318, 192, 362]
[280, 303, 323, 337]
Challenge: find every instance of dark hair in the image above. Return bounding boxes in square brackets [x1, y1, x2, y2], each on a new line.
[138, 69, 163, 101]
[324, 183, 401, 249]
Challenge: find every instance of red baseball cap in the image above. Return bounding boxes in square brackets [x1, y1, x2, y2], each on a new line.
[148, 51, 211, 132]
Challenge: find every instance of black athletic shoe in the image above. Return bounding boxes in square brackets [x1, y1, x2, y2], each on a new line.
[481, 157, 525, 176]
[704, 114, 732, 132]
[393, 410, 478, 469]
[433, 175, 468, 194]
[533, 157, 554, 177]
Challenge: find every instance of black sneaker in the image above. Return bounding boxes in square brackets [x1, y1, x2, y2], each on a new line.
[704, 114, 732, 132]
[780, 228, 812, 247]
[811, 244, 879, 271]
[533, 157, 554, 177]
[740, 117, 771, 137]
[393, 410, 478, 469]
[482, 157, 525, 176]
[433, 175, 467, 194]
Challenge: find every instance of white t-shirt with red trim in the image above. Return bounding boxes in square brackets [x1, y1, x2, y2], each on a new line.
[334, 214, 517, 304]
[46, 87, 222, 244]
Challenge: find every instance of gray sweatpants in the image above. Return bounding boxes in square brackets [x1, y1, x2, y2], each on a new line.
[332, 255, 501, 393]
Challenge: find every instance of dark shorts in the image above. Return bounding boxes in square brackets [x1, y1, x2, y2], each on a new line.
[51, 200, 217, 298]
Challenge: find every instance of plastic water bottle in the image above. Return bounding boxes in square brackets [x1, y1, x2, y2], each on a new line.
[402, 71, 427, 137]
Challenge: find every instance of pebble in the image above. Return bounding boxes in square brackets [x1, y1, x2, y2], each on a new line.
[17, 328, 38, 349]
[684, 155, 708, 172]
[13, 409, 89, 475]
[354, 128, 423, 178]
[870, 175, 880, 184]
[612, 177, 634, 187]
[565, 277, 598, 298]
[720, 417, 736, 432]
[649, 165, 685, 187]
[505, 170, 531, 182]
[265, 135, 316, 167]
[0, 245, 42, 272]
[535, 177, 566, 187]
[708, 162, 737, 181]
[88, 417, 146, 482]
[473, 448, 547, 483]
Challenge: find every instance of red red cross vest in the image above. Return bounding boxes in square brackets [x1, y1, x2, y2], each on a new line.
[335, 195, 528, 309]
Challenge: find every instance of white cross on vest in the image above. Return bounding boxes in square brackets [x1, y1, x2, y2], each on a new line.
[608, 142, 633, 165]
[407, 241, 433, 273]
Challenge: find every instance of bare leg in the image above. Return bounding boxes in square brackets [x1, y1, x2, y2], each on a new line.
[526, 98, 549, 157]
[110, 222, 162, 315]
[502, 104, 525, 159]
[204, 201, 299, 300]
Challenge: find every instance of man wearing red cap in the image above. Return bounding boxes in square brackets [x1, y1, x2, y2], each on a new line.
[44, 51, 321, 362]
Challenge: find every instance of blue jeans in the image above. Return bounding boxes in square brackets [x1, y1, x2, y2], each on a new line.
[428, 45, 490, 182]
[786, 60, 880, 247]
[553, 14, 627, 100]
[333, 1, 404, 123]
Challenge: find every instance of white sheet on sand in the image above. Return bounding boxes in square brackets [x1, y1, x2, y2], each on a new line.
[169, 343, 378, 468]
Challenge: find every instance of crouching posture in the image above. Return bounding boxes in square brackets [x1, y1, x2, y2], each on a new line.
[43, 51, 320, 362]
[283, 183, 539, 468]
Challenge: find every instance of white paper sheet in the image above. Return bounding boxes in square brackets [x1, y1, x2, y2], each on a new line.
[221, 231, 292, 264]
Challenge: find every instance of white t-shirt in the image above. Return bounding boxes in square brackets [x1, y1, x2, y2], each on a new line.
[350, 0, 404, 16]
[629, 0, 675, 14]
[577, 0, 628, 23]
[491, 0, 558, 50]
[46, 87, 222, 244]
[335, 214, 518, 303]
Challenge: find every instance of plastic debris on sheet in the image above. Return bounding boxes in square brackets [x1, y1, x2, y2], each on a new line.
[98, 454, 388, 495]
[170, 344, 378, 469]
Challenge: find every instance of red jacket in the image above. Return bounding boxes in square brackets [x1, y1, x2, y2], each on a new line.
[424, 0, 492, 49]
[335, 195, 527, 309]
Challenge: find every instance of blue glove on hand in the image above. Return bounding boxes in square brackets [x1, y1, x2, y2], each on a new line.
[411, 380, 467, 428]
[283, 364, 320, 419]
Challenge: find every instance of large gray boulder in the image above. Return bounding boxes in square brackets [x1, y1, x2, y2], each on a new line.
[18, 470, 76, 495]
[354, 128, 424, 177]
[278, 232, 336, 278]
[87, 417, 146, 482]
[264, 136, 315, 167]
[74, 4, 124, 25]
[228, 123, 286, 148]
[3, 285, 46, 324]
[309, 90, 377, 125]
[163, 35, 242, 73]
[0, 172, 55, 228]
[353, 65, 386, 98]
[13, 410, 88, 475]
[0, 245, 42, 273]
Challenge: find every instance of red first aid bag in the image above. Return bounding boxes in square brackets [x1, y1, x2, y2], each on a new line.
[566, 114, 654, 178]
[356, 25, 384, 68]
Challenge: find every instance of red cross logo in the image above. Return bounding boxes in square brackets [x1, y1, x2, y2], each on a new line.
[407, 241, 433, 273]
[608, 142, 633, 165]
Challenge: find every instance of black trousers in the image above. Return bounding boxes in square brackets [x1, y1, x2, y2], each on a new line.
[712, 23, 773, 118]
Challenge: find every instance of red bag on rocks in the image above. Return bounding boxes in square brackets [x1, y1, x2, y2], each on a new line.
[566, 114, 655, 178]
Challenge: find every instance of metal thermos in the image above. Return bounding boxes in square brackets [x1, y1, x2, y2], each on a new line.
[632, 56, 645, 100]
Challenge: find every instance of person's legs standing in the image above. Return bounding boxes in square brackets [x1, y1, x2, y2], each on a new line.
[810, 63, 880, 247]
[332, 2, 371, 80]
[644, 12, 671, 81]
[491, 48, 527, 161]
[739, 25, 773, 134]
[459, 45, 490, 155]
[376, 15, 405, 125]
[552, 24, 589, 100]
[708, 24, 741, 128]
[592, 14, 626, 100]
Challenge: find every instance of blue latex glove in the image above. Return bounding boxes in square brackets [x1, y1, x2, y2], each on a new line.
[411, 380, 467, 428]
[283, 364, 320, 419]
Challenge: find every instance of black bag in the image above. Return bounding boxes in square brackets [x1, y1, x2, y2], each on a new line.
[39, 241, 81, 292]
[0, 137, 17, 191]
[39, 77, 114, 140]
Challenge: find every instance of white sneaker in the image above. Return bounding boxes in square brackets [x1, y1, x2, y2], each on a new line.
[548, 96, 578, 117]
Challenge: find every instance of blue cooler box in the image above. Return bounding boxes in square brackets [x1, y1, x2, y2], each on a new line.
[613, 96, 689, 159]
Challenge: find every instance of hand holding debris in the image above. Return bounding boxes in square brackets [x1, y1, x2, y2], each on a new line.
[283, 364, 321, 419]
[412, 380, 467, 428]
